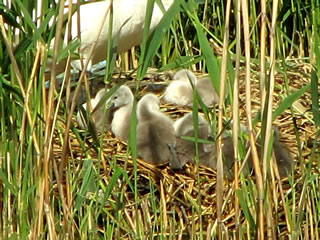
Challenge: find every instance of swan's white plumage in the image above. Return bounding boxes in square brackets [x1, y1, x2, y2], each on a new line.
[51, 0, 173, 74]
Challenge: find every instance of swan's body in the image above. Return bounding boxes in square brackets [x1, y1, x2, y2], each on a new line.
[51, 0, 173, 74]
[136, 93, 176, 164]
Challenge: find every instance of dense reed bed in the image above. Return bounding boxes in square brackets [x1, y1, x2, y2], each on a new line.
[0, 0, 319, 239]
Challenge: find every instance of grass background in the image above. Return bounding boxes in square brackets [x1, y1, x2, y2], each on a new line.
[0, 0, 319, 239]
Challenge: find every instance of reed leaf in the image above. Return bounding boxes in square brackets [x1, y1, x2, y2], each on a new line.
[193, 13, 221, 92]
[273, 83, 311, 120]
[138, 0, 182, 78]
[311, 70, 320, 126]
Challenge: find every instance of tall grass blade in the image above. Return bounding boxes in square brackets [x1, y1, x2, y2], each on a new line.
[14, 0, 43, 41]
[273, 83, 311, 119]
[159, 55, 203, 70]
[138, 0, 182, 78]
[136, 0, 155, 80]
[193, 15, 220, 91]
[0, 4, 22, 29]
[236, 189, 256, 231]
[75, 160, 96, 210]
[310, 70, 320, 126]
[104, 3, 119, 83]
[104, 167, 126, 200]
[0, 170, 17, 194]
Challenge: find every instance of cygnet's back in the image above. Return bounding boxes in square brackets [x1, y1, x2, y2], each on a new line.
[77, 88, 108, 133]
[272, 129, 294, 177]
[172, 112, 213, 169]
[137, 93, 176, 164]
[163, 69, 197, 106]
[196, 76, 223, 106]
[163, 69, 227, 107]
[109, 85, 134, 142]
[205, 129, 294, 179]
[202, 136, 240, 179]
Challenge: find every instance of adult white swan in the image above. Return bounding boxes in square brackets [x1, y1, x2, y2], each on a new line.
[50, 0, 174, 74]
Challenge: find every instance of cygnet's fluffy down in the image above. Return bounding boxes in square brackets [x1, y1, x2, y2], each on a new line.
[108, 85, 134, 142]
[171, 112, 213, 169]
[202, 137, 243, 179]
[49, 0, 173, 74]
[196, 76, 224, 106]
[77, 88, 108, 133]
[136, 93, 176, 165]
[163, 69, 224, 107]
[207, 129, 294, 179]
[172, 114, 294, 179]
[272, 129, 294, 177]
[163, 69, 196, 106]
[76, 85, 134, 142]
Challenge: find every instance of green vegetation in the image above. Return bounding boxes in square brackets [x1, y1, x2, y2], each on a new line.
[0, 0, 319, 239]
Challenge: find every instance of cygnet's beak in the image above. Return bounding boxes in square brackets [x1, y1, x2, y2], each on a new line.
[107, 102, 115, 111]
[168, 143, 183, 170]
[102, 102, 117, 125]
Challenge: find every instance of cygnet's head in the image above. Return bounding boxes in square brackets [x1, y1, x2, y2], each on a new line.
[137, 93, 160, 120]
[108, 85, 134, 142]
[174, 112, 210, 137]
[110, 85, 134, 110]
[173, 69, 197, 84]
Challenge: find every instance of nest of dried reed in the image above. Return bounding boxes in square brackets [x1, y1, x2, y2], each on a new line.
[52, 63, 315, 238]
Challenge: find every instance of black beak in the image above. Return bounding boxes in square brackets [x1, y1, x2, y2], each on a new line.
[168, 143, 183, 170]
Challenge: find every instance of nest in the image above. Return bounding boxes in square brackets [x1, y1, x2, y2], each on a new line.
[52, 63, 316, 238]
